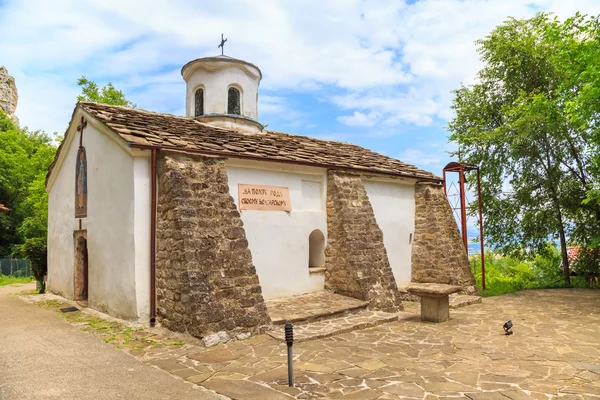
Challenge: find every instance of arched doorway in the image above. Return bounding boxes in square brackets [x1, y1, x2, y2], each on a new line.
[308, 229, 325, 268]
[74, 233, 88, 301]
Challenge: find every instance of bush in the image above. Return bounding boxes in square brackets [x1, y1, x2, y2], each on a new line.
[21, 237, 47, 293]
[471, 253, 537, 297]
[571, 247, 600, 285]
[531, 244, 563, 286]
[470, 245, 565, 297]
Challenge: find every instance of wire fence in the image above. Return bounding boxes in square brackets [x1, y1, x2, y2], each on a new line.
[0, 258, 32, 277]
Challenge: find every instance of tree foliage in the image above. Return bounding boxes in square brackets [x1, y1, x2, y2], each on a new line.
[21, 237, 47, 293]
[77, 76, 136, 107]
[448, 13, 600, 285]
[1, 77, 133, 287]
[0, 112, 56, 257]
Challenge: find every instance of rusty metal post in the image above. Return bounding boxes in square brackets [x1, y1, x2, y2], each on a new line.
[476, 167, 486, 291]
[442, 169, 447, 196]
[458, 165, 469, 253]
[150, 148, 157, 327]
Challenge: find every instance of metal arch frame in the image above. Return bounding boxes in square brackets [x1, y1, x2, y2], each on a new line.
[442, 162, 486, 291]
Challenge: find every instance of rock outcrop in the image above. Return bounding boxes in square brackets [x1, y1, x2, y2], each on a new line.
[0, 66, 18, 125]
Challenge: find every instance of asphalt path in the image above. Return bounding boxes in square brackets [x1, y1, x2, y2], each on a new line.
[0, 283, 227, 400]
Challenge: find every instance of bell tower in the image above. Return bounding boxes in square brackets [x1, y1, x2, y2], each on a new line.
[181, 41, 263, 133]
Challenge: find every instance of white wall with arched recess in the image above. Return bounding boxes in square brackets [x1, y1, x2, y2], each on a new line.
[363, 178, 416, 287]
[225, 160, 327, 299]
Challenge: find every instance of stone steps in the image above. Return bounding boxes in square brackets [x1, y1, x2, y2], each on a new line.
[267, 310, 403, 342]
[450, 294, 482, 309]
[265, 291, 369, 326]
[270, 301, 369, 325]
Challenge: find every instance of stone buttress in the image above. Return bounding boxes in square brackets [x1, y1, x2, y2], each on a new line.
[324, 170, 402, 311]
[155, 151, 270, 338]
[411, 182, 478, 294]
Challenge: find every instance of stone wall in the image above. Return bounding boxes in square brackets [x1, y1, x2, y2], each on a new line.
[0, 66, 18, 125]
[411, 182, 478, 294]
[156, 151, 271, 339]
[324, 171, 402, 311]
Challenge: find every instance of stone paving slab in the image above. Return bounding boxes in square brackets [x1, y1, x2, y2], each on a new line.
[267, 310, 401, 342]
[265, 291, 368, 324]
[406, 283, 462, 296]
[203, 378, 294, 400]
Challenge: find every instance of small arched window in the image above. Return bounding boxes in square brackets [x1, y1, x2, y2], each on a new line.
[227, 87, 241, 115]
[194, 88, 204, 117]
[309, 229, 325, 268]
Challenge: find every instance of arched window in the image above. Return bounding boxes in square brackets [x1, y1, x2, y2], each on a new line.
[194, 88, 204, 117]
[75, 147, 87, 218]
[227, 87, 241, 115]
[309, 229, 325, 268]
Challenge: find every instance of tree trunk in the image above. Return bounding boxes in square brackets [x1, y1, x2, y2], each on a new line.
[37, 279, 46, 294]
[557, 210, 571, 286]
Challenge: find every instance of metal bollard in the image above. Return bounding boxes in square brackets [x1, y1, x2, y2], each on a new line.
[285, 323, 294, 387]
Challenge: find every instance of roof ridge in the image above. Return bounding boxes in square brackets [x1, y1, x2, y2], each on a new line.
[74, 102, 441, 182]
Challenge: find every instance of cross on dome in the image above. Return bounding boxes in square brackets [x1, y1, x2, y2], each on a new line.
[218, 34, 227, 56]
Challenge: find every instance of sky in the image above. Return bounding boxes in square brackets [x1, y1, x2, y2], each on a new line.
[2, 0, 599, 241]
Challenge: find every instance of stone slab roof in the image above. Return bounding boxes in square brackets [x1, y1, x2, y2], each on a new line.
[75, 102, 441, 181]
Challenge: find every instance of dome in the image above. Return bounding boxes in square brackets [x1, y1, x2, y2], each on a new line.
[181, 55, 263, 133]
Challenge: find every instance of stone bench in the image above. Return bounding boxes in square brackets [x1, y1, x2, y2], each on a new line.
[406, 283, 462, 323]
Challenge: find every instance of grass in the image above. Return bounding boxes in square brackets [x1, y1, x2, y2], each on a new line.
[34, 299, 187, 352]
[0, 274, 34, 287]
[10, 289, 38, 296]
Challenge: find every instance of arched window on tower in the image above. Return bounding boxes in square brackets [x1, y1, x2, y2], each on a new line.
[227, 87, 241, 115]
[195, 88, 204, 117]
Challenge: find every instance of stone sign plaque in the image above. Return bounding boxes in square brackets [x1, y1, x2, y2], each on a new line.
[238, 184, 292, 211]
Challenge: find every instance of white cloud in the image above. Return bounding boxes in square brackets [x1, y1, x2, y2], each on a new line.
[337, 111, 381, 127]
[398, 148, 443, 166]
[1, 0, 599, 134]
[258, 95, 308, 128]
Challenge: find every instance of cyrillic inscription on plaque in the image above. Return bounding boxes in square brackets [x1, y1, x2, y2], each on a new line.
[238, 184, 292, 211]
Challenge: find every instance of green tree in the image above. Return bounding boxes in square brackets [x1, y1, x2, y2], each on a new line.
[0, 112, 56, 257]
[543, 14, 600, 247]
[77, 76, 136, 107]
[448, 13, 600, 285]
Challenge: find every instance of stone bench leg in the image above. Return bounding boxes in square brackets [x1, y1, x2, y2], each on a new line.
[420, 294, 450, 323]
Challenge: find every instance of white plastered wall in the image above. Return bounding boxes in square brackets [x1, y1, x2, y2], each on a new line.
[133, 154, 151, 322]
[47, 111, 150, 321]
[225, 160, 327, 299]
[363, 178, 416, 287]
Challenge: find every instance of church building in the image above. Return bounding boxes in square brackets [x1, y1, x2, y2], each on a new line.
[46, 52, 476, 339]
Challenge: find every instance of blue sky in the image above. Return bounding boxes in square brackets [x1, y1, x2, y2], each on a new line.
[2, 0, 599, 241]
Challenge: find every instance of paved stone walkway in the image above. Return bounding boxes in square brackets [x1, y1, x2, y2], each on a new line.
[27, 288, 600, 399]
[0, 283, 226, 400]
